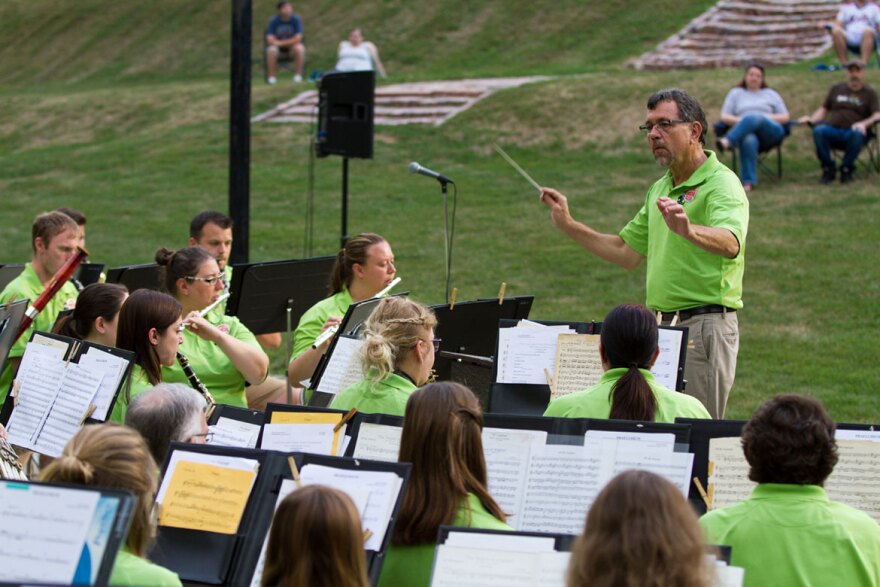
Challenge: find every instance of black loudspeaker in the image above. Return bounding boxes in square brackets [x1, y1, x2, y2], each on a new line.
[315, 70, 375, 159]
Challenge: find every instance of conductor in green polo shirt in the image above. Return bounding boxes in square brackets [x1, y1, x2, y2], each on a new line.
[540, 88, 748, 419]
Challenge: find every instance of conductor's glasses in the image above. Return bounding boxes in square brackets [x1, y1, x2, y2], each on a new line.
[639, 119, 690, 134]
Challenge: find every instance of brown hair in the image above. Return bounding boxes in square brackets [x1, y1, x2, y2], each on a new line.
[601, 304, 658, 421]
[393, 382, 506, 545]
[32, 211, 78, 253]
[568, 470, 711, 587]
[262, 485, 369, 587]
[40, 423, 159, 557]
[155, 246, 215, 295]
[55, 207, 87, 226]
[361, 297, 437, 382]
[116, 289, 182, 385]
[328, 233, 387, 295]
[742, 394, 838, 486]
[189, 210, 232, 240]
[53, 283, 128, 341]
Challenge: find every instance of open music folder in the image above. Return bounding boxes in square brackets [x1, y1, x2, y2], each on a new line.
[151, 443, 411, 586]
[0, 479, 134, 586]
[0, 331, 135, 457]
[430, 527, 574, 587]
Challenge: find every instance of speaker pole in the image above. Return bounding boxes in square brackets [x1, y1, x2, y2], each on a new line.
[340, 157, 350, 248]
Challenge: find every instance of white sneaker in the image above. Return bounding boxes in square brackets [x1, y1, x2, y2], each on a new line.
[293, 74, 303, 83]
[267, 76, 277, 85]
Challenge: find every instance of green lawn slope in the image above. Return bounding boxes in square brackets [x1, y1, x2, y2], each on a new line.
[1, 1, 877, 422]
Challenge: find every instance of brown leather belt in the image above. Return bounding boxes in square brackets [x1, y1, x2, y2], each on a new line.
[659, 304, 735, 323]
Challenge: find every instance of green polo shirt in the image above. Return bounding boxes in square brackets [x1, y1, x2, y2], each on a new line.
[619, 151, 748, 312]
[330, 371, 416, 417]
[0, 262, 79, 402]
[111, 364, 153, 423]
[292, 288, 354, 359]
[110, 546, 182, 587]
[700, 484, 880, 587]
[378, 493, 512, 587]
[543, 368, 710, 422]
[161, 312, 262, 408]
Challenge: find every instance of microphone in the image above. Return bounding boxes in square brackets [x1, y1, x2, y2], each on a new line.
[409, 162, 454, 184]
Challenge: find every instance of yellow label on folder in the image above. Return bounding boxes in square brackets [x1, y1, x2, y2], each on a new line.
[159, 461, 255, 534]
[270, 412, 342, 425]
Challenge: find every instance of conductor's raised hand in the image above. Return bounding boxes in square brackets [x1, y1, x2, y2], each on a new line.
[540, 188, 573, 230]
[656, 196, 692, 238]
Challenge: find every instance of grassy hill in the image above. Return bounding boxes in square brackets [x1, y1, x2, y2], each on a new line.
[1, 1, 878, 422]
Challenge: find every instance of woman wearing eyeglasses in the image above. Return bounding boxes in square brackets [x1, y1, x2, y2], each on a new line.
[155, 246, 268, 408]
[329, 296, 436, 417]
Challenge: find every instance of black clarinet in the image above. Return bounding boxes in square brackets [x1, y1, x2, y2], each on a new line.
[176, 351, 217, 419]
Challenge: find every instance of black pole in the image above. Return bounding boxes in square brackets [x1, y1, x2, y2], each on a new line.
[229, 0, 252, 264]
[340, 157, 349, 247]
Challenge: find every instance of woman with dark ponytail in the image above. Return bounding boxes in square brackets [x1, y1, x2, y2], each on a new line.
[544, 304, 710, 422]
[53, 283, 128, 347]
[287, 233, 396, 388]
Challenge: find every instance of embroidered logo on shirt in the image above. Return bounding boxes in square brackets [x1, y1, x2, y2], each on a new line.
[684, 189, 698, 202]
[65, 298, 77, 310]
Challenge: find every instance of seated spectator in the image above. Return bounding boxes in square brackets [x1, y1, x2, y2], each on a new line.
[53, 283, 128, 347]
[543, 304, 710, 422]
[715, 62, 789, 192]
[568, 470, 712, 587]
[335, 28, 387, 78]
[261, 485, 369, 587]
[125, 382, 210, 466]
[265, 1, 305, 84]
[798, 61, 880, 183]
[40, 424, 182, 587]
[822, 0, 880, 67]
[378, 382, 511, 587]
[330, 297, 437, 417]
[700, 394, 880, 587]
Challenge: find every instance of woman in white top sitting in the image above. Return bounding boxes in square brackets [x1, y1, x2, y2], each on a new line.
[335, 28, 386, 78]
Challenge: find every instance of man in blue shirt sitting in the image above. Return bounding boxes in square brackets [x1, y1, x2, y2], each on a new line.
[266, 1, 305, 84]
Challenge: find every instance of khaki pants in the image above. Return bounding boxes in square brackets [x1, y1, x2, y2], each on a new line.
[664, 311, 739, 419]
[246, 376, 300, 411]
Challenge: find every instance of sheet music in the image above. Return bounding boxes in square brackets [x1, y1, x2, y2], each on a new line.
[835, 429, 880, 442]
[431, 545, 570, 586]
[612, 449, 694, 496]
[551, 334, 603, 400]
[825, 440, 880, 523]
[76, 346, 130, 421]
[352, 423, 403, 462]
[496, 327, 568, 385]
[6, 354, 66, 448]
[33, 363, 103, 457]
[519, 444, 609, 534]
[156, 450, 259, 534]
[713, 564, 745, 587]
[444, 531, 555, 552]
[299, 464, 402, 551]
[207, 417, 260, 449]
[707, 436, 753, 510]
[483, 428, 547, 520]
[651, 327, 684, 390]
[584, 430, 676, 453]
[260, 423, 345, 456]
[0, 482, 100, 583]
[315, 336, 364, 395]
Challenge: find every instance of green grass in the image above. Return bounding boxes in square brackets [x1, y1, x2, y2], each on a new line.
[1, 1, 878, 423]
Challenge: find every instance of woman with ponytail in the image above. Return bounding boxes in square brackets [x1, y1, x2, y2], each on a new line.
[287, 233, 396, 389]
[40, 424, 182, 587]
[330, 296, 436, 416]
[378, 382, 510, 587]
[53, 283, 128, 347]
[544, 304, 710, 422]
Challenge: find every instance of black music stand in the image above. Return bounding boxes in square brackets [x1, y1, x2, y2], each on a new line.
[75, 262, 105, 287]
[105, 263, 161, 292]
[0, 299, 28, 380]
[0, 264, 25, 292]
[225, 256, 336, 403]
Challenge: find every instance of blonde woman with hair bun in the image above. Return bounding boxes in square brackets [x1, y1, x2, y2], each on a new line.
[330, 297, 437, 416]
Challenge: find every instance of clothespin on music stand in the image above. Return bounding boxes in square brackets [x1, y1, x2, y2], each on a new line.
[79, 404, 97, 426]
[362, 529, 374, 544]
[669, 312, 679, 327]
[449, 287, 458, 310]
[64, 341, 81, 368]
[497, 282, 507, 305]
[288, 456, 303, 488]
[656, 311, 663, 325]
[334, 408, 358, 433]
[11, 380, 21, 407]
[543, 368, 555, 395]
[693, 476, 711, 510]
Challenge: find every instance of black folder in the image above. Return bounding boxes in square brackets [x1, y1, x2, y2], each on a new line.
[0, 299, 28, 380]
[105, 263, 161, 292]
